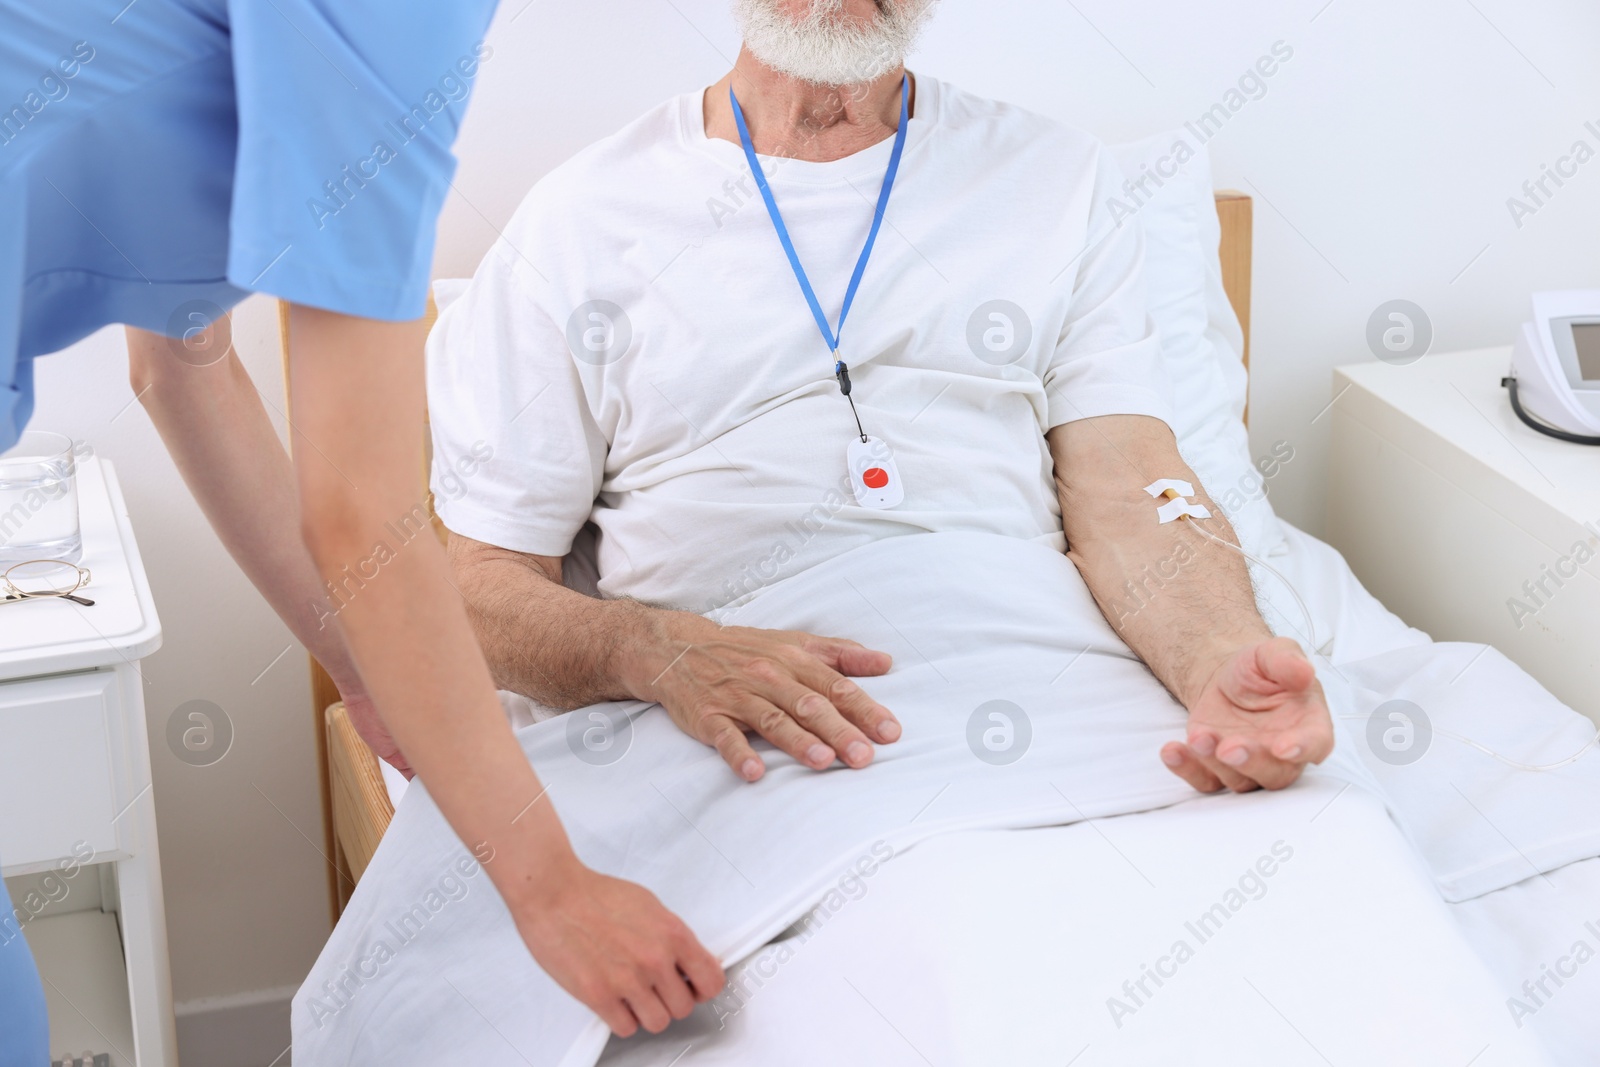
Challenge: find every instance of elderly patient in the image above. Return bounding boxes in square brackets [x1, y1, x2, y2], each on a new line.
[430, 0, 1330, 864]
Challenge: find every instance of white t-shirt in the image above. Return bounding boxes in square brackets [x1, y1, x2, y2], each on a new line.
[427, 76, 1171, 614]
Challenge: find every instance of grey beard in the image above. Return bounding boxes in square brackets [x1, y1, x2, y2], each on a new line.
[732, 0, 938, 86]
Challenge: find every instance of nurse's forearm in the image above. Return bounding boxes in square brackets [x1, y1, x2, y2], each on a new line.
[285, 306, 581, 902]
[125, 322, 368, 702]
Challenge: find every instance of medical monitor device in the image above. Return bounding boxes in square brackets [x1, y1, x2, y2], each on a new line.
[1505, 290, 1600, 444]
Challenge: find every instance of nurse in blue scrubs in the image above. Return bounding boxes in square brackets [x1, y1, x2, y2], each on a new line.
[0, 2, 723, 1061]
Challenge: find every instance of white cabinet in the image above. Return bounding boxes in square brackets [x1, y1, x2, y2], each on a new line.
[0, 672, 122, 867]
[1326, 347, 1600, 726]
[0, 457, 170, 1067]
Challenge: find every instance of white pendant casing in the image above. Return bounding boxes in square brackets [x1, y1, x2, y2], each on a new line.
[847, 435, 904, 509]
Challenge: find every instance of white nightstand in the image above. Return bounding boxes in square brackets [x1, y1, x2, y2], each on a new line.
[1326, 347, 1600, 726]
[0, 456, 172, 1067]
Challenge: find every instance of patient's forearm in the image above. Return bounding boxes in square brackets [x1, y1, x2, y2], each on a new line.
[1049, 416, 1270, 708]
[447, 532, 901, 780]
[445, 534, 673, 708]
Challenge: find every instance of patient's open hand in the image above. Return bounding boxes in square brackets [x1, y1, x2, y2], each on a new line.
[515, 862, 725, 1036]
[625, 614, 901, 781]
[1159, 637, 1335, 793]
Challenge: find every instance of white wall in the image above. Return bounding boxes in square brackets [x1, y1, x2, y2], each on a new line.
[32, 0, 1600, 1015]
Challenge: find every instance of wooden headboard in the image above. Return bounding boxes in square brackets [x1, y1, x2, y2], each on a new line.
[1214, 191, 1253, 382]
[282, 190, 1255, 922]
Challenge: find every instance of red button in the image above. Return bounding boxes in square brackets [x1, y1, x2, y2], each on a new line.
[862, 467, 889, 489]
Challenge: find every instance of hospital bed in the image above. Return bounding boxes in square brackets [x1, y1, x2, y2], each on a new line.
[281, 151, 1600, 1064]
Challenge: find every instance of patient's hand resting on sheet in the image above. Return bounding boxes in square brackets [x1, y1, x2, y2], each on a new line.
[1051, 415, 1335, 793]
[1162, 638, 1333, 793]
[447, 536, 902, 781]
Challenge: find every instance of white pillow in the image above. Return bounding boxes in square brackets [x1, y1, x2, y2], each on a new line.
[1111, 132, 1288, 557]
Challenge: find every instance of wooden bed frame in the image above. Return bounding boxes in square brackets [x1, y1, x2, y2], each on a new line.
[283, 191, 1255, 922]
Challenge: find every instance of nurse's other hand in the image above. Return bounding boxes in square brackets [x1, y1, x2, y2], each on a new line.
[623, 614, 900, 781]
[1160, 637, 1334, 793]
[341, 691, 412, 779]
[515, 862, 724, 1036]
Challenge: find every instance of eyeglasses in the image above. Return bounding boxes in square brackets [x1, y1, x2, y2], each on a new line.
[1, 560, 93, 606]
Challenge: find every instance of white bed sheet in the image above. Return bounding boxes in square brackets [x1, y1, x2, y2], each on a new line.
[1259, 522, 1600, 1064]
[358, 521, 1599, 1066]
[592, 520, 1598, 1067]
[597, 780, 1553, 1067]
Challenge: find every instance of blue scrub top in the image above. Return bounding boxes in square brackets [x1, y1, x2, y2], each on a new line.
[0, 0, 501, 448]
[0, 2, 500, 1059]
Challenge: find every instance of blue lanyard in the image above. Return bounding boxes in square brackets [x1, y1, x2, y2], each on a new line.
[730, 76, 910, 399]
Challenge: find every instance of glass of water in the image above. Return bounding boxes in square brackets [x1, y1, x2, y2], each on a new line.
[0, 431, 81, 565]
